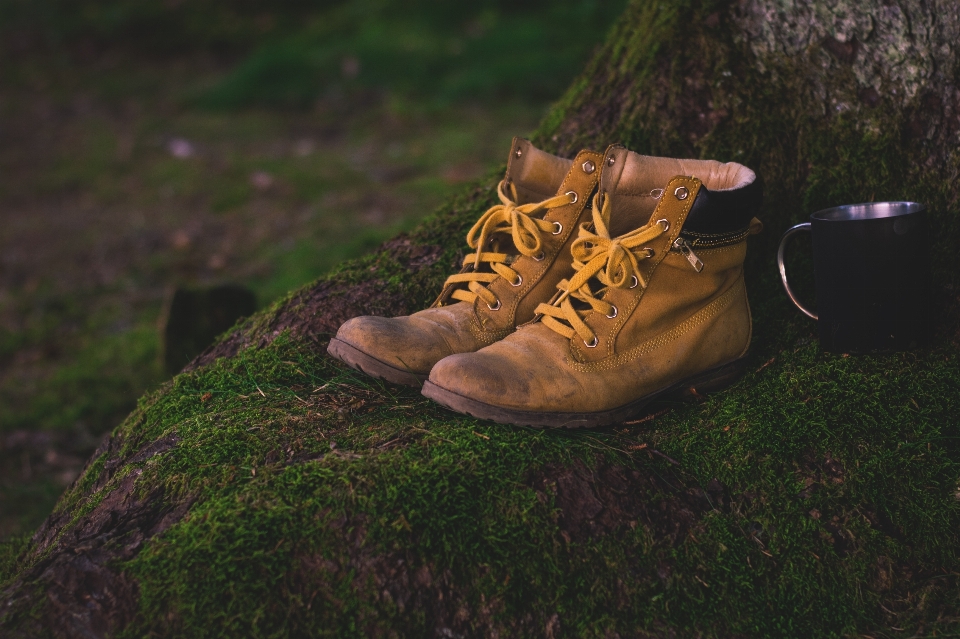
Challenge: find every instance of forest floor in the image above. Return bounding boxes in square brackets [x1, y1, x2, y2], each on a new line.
[0, 0, 624, 540]
[0, 77, 539, 538]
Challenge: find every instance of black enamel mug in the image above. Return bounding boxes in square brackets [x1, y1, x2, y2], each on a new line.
[777, 202, 930, 353]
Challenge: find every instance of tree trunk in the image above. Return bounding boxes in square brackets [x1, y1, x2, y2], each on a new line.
[3, 1, 960, 637]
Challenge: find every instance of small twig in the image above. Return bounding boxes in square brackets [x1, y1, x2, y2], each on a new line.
[410, 426, 453, 444]
[473, 431, 490, 440]
[623, 408, 671, 425]
[256, 385, 266, 398]
[755, 357, 776, 373]
[581, 435, 632, 455]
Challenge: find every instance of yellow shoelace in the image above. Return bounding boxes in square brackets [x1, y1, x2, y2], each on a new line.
[536, 194, 668, 345]
[442, 180, 576, 309]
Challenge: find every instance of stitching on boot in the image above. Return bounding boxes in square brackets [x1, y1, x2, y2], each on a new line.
[570, 277, 745, 373]
[592, 176, 701, 358]
[469, 318, 512, 345]
[689, 243, 748, 256]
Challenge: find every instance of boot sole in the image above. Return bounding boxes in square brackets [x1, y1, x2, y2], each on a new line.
[421, 356, 749, 429]
[327, 338, 427, 388]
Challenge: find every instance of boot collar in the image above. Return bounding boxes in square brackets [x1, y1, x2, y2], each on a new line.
[596, 145, 762, 236]
[504, 137, 575, 205]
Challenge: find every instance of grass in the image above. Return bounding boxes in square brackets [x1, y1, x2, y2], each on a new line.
[193, 0, 627, 110]
[0, 322, 160, 433]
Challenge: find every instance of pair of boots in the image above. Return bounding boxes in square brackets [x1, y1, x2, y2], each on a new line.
[328, 139, 763, 428]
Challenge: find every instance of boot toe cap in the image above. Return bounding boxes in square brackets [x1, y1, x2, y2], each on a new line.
[428, 337, 574, 412]
[334, 315, 450, 375]
[429, 351, 533, 405]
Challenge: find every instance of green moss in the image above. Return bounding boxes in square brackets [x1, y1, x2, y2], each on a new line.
[0, 535, 29, 585]
[64, 329, 946, 636]
[15, 279, 951, 636]
[535, 0, 728, 156]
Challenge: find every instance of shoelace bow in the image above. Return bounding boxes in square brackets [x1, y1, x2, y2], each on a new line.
[536, 194, 668, 345]
[442, 180, 575, 308]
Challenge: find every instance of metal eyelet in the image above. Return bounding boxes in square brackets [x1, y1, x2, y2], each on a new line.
[533, 251, 545, 261]
[607, 156, 616, 166]
[487, 299, 501, 311]
[566, 190, 578, 204]
[511, 274, 523, 287]
[584, 336, 598, 348]
[657, 219, 670, 231]
[674, 186, 689, 200]
[642, 248, 655, 258]
[629, 275, 639, 289]
[606, 305, 618, 319]
[552, 222, 563, 235]
[515, 148, 522, 158]
[582, 160, 596, 174]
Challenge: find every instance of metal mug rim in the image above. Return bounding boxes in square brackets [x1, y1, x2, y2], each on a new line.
[810, 201, 925, 223]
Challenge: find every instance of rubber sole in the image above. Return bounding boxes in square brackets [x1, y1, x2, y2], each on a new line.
[326, 338, 427, 387]
[421, 356, 749, 429]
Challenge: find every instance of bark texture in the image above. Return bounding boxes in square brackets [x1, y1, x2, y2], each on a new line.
[2, 1, 960, 637]
[539, 0, 960, 333]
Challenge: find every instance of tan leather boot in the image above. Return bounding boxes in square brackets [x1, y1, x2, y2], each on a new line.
[328, 138, 604, 386]
[422, 145, 763, 427]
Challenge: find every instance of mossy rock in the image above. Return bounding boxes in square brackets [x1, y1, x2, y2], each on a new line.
[2, 0, 960, 636]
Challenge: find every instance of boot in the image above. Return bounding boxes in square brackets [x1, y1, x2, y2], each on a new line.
[422, 145, 763, 427]
[327, 138, 605, 386]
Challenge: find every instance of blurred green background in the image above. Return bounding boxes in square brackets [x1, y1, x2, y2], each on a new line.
[0, 0, 626, 538]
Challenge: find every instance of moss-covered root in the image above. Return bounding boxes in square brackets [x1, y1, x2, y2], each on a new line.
[2, 332, 959, 637]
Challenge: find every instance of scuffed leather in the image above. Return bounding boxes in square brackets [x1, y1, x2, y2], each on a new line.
[428, 170, 759, 413]
[332, 141, 603, 376]
[334, 302, 495, 374]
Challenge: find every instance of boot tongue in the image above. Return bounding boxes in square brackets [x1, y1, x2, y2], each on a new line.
[600, 150, 694, 236]
[504, 138, 573, 205]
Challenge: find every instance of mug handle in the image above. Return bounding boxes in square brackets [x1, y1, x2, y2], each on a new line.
[777, 223, 818, 320]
